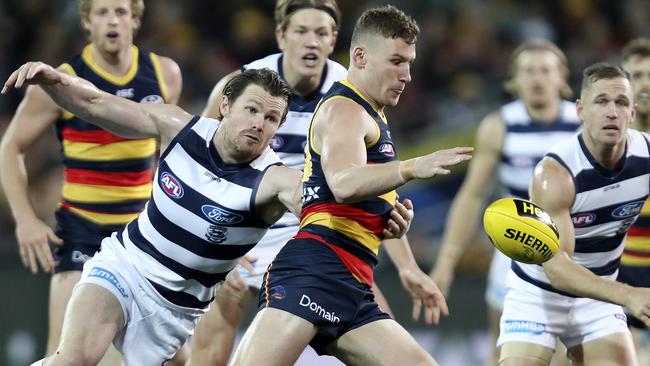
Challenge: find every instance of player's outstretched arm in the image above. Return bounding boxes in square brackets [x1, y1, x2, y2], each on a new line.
[430, 112, 504, 295]
[3, 61, 191, 146]
[255, 165, 303, 223]
[532, 157, 650, 324]
[316, 99, 472, 203]
[384, 236, 449, 325]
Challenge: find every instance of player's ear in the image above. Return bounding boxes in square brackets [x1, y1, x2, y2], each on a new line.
[576, 99, 584, 121]
[219, 96, 230, 119]
[276, 26, 286, 51]
[81, 16, 91, 34]
[352, 46, 366, 69]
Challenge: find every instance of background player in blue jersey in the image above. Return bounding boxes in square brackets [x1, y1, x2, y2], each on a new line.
[619, 37, 650, 364]
[231, 6, 472, 366]
[189, 1, 349, 364]
[498, 63, 650, 365]
[429, 39, 579, 365]
[0, 0, 183, 364]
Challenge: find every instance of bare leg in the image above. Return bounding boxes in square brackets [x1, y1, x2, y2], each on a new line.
[487, 306, 502, 366]
[230, 308, 317, 366]
[188, 285, 255, 366]
[43, 283, 124, 366]
[48, 272, 124, 366]
[567, 332, 637, 366]
[498, 342, 554, 366]
[371, 283, 394, 318]
[328, 318, 437, 366]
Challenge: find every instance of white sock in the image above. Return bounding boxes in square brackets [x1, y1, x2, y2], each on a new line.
[30, 359, 44, 366]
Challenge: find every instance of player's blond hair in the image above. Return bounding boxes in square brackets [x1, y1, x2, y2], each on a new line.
[79, 0, 145, 21]
[274, 0, 341, 31]
[504, 39, 573, 99]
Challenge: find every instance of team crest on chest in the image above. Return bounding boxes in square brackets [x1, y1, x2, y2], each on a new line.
[379, 143, 395, 157]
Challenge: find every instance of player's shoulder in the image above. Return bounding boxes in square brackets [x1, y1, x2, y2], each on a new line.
[243, 53, 281, 72]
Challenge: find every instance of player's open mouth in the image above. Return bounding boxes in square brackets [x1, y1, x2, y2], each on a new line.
[302, 53, 319, 67]
[107, 31, 119, 39]
[603, 125, 619, 131]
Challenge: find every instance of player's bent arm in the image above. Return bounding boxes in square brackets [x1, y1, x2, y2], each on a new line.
[432, 112, 504, 273]
[202, 70, 241, 118]
[533, 158, 632, 305]
[317, 99, 472, 203]
[157, 56, 183, 105]
[254, 165, 303, 223]
[0, 85, 61, 222]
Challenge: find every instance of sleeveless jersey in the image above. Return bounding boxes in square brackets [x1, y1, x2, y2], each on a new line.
[116, 116, 281, 310]
[512, 130, 650, 296]
[244, 53, 347, 228]
[499, 100, 581, 199]
[56, 44, 168, 226]
[297, 78, 398, 285]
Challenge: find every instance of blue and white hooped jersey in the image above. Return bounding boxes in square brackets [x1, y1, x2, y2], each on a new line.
[499, 100, 581, 199]
[116, 116, 281, 310]
[512, 129, 650, 296]
[244, 53, 346, 228]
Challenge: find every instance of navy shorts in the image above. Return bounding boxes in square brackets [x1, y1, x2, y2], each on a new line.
[53, 208, 124, 273]
[259, 238, 390, 355]
[618, 265, 650, 329]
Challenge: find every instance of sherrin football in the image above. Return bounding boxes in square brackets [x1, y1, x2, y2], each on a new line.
[483, 198, 560, 264]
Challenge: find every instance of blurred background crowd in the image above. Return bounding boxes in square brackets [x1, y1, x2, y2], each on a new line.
[1, 0, 650, 364]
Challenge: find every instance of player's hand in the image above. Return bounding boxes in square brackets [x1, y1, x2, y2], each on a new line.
[238, 255, 258, 275]
[623, 287, 650, 327]
[15, 216, 63, 274]
[414, 147, 473, 179]
[224, 267, 248, 293]
[383, 199, 414, 239]
[429, 261, 455, 297]
[2, 61, 68, 94]
[398, 266, 449, 325]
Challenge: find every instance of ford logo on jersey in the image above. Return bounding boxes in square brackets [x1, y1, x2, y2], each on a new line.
[160, 172, 184, 199]
[611, 201, 645, 219]
[201, 205, 244, 225]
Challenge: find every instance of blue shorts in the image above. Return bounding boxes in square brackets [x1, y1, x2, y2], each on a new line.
[53, 208, 124, 273]
[618, 265, 650, 329]
[259, 238, 390, 355]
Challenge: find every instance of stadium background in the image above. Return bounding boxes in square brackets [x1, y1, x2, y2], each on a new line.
[0, 0, 647, 364]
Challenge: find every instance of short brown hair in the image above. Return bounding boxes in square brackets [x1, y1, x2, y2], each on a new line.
[350, 5, 419, 46]
[622, 38, 650, 63]
[580, 62, 630, 98]
[79, 0, 145, 20]
[223, 68, 293, 124]
[274, 0, 341, 31]
[504, 38, 573, 99]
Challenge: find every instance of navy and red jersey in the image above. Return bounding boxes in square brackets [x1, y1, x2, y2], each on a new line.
[297, 78, 398, 285]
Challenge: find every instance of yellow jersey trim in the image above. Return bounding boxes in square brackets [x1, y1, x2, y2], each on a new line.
[63, 139, 157, 161]
[82, 44, 139, 86]
[149, 52, 169, 102]
[301, 212, 381, 255]
[339, 78, 388, 124]
[63, 182, 153, 203]
[66, 206, 140, 225]
[378, 190, 398, 205]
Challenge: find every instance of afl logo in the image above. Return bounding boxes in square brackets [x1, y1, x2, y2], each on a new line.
[270, 135, 284, 150]
[140, 94, 164, 104]
[379, 143, 395, 157]
[572, 213, 596, 227]
[201, 205, 244, 225]
[612, 201, 645, 219]
[160, 172, 183, 198]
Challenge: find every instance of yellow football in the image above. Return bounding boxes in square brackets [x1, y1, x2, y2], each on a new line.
[483, 198, 560, 264]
